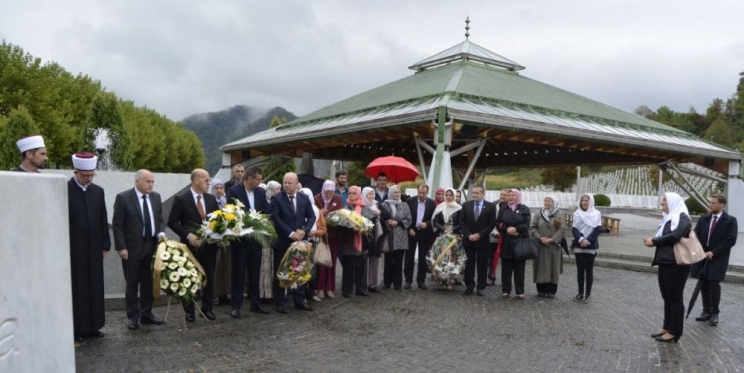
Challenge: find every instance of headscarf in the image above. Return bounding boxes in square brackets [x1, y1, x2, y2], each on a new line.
[655, 192, 689, 238]
[573, 193, 602, 239]
[264, 180, 281, 203]
[361, 186, 380, 214]
[508, 188, 522, 211]
[209, 178, 227, 207]
[384, 185, 402, 216]
[300, 188, 319, 233]
[540, 195, 560, 223]
[347, 186, 365, 252]
[432, 188, 462, 224]
[321, 180, 336, 207]
[434, 187, 446, 206]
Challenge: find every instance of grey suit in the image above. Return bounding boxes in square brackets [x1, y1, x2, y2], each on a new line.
[113, 188, 165, 320]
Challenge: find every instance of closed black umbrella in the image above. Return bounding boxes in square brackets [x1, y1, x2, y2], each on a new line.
[686, 260, 708, 319]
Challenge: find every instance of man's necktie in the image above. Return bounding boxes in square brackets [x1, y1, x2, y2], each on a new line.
[289, 195, 296, 214]
[197, 195, 206, 220]
[143, 195, 152, 238]
[475, 202, 481, 220]
[708, 215, 718, 245]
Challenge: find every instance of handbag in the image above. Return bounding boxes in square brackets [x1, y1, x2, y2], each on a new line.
[511, 237, 540, 261]
[314, 237, 332, 267]
[673, 230, 706, 265]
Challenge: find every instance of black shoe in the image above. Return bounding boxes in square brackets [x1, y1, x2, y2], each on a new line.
[709, 314, 719, 326]
[418, 282, 428, 290]
[537, 293, 546, 298]
[583, 295, 591, 303]
[655, 335, 680, 343]
[404, 282, 412, 290]
[185, 313, 196, 323]
[369, 286, 381, 294]
[650, 332, 666, 338]
[230, 309, 240, 318]
[90, 331, 105, 338]
[394, 286, 402, 291]
[356, 291, 371, 296]
[342, 293, 352, 298]
[695, 312, 712, 322]
[203, 310, 217, 320]
[276, 305, 287, 314]
[476, 289, 484, 296]
[463, 288, 474, 296]
[383, 284, 391, 290]
[140, 315, 164, 326]
[216, 296, 230, 306]
[74, 333, 85, 342]
[295, 302, 313, 311]
[250, 305, 270, 314]
[127, 318, 139, 330]
[572, 294, 584, 302]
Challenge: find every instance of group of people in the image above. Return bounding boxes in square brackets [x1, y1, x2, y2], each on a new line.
[10, 134, 738, 346]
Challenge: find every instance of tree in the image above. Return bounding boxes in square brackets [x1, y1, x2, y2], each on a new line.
[540, 166, 577, 192]
[704, 117, 735, 147]
[634, 105, 654, 118]
[84, 93, 133, 170]
[0, 106, 40, 169]
[269, 115, 287, 128]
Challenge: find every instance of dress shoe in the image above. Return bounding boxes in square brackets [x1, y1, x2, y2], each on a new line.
[276, 305, 287, 314]
[356, 291, 370, 297]
[394, 286, 402, 291]
[463, 288, 474, 296]
[476, 289, 484, 296]
[650, 331, 667, 338]
[369, 286, 381, 294]
[572, 294, 584, 302]
[127, 318, 140, 330]
[230, 309, 241, 318]
[203, 310, 217, 320]
[295, 302, 313, 311]
[546, 294, 555, 298]
[537, 292, 546, 298]
[383, 284, 391, 289]
[342, 293, 352, 298]
[655, 334, 680, 343]
[185, 313, 196, 323]
[404, 282, 412, 290]
[582, 295, 591, 303]
[250, 305, 270, 314]
[317, 290, 325, 299]
[311, 296, 322, 302]
[140, 315, 164, 326]
[695, 312, 711, 321]
[418, 282, 428, 290]
[709, 314, 719, 326]
[91, 331, 105, 338]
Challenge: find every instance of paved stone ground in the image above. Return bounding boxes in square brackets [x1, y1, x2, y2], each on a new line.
[78, 262, 744, 373]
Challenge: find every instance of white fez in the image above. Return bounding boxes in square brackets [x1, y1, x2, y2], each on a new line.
[71, 152, 98, 171]
[16, 135, 45, 153]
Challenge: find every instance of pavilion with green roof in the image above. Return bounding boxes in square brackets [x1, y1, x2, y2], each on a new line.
[221, 19, 743, 215]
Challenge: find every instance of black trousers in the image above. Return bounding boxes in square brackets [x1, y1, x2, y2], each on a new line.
[487, 244, 497, 280]
[536, 283, 558, 294]
[341, 254, 368, 296]
[500, 258, 526, 295]
[230, 241, 263, 310]
[122, 238, 156, 319]
[384, 250, 405, 289]
[405, 232, 431, 283]
[575, 253, 596, 296]
[701, 278, 722, 315]
[658, 264, 690, 337]
[272, 245, 305, 307]
[464, 245, 489, 290]
[184, 246, 217, 315]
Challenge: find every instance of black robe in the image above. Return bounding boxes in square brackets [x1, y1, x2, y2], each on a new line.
[68, 178, 111, 334]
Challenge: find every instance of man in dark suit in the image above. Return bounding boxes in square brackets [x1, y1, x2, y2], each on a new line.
[226, 166, 270, 318]
[270, 172, 316, 313]
[112, 169, 166, 330]
[168, 168, 220, 322]
[405, 184, 436, 289]
[692, 194, 738, 326]
[458, 185, 497, 296]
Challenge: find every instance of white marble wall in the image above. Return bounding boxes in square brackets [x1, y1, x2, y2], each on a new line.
[0, 172, 75, 372]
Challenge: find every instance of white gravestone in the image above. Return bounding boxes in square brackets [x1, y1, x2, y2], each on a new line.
[0, 172, 75, 372]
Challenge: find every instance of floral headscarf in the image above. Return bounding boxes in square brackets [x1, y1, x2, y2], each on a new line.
[540, 195, 560, 223]
[508, 188, 522, 211]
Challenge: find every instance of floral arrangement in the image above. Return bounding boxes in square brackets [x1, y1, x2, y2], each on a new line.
[241, 208, 277, 248]
[276, 240, 313, 289]
[197, 199, 276, 248]
[326, 209, 374, 235]
[152, 240, 206, 303]
[426, 235, 467, 286]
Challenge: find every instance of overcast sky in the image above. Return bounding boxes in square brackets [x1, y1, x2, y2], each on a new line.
[2, 1, 743, 121]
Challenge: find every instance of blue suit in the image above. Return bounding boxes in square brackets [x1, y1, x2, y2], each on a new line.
[226, 184, 269, 310]
[270, 191, 316, 308]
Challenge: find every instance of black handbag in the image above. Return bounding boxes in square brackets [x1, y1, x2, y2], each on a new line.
[512, 237, 540, 261]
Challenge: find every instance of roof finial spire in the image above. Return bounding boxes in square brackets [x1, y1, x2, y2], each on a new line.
[465, 16, 470, 40]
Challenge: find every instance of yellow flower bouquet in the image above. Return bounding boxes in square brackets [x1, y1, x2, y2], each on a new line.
[326, 208, 374, 235]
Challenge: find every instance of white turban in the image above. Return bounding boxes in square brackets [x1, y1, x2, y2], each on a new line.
[16, 135, 45, 153]
[71, 152, 98, 171]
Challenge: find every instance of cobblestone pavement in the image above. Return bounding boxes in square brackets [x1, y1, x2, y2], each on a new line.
[78, 263, 744, 373]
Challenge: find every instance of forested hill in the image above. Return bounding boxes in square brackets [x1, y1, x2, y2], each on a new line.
[183, 106, 298, 174]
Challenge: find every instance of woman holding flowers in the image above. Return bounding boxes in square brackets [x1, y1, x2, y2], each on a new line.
[428, 188, 464, 289]
[314, 180, 344, 298]
[209, 178, 231, 305]
[300, 188, 327, 302]
[380, 185, 412, 290]
[338, 186, 375, 297]
[362, 187, 383, 293]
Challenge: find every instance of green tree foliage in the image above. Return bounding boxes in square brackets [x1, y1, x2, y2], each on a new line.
[85, 92, 133, 170]
[0, 106, 39, 169]
[704, 117, 734, 147]
[540, 166, 577, 192]
[593, 194, 611, 207]
[345, 161, 370, 187]
[685, 197, 706, 215]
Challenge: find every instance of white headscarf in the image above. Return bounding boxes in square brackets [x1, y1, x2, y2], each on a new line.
[655, 192, 689, 238]
[432, 188, 462, 223]
[361, 186, 380, 214]
[264, 181, 281, 203]
[384, 185, 402, 216]
[300, 188, 318, 233]
[573, 193, 602, 238]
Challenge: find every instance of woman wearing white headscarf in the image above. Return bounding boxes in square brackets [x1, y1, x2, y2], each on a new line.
[380, 185, 412, 290]
[264, 181, 281, 203]
[300, 188, 327, 302]
[257, 181, 282, 301]
[209, 178, 227, 207]
[571, 193, 602, 303]
[432, 188, 462, 235]
[314, 180, 344, 299]
[643, 192, 692, 343]
[428, 188, 464, 289]
[530, 195, 565, 298]
[362, 187, 383, 293]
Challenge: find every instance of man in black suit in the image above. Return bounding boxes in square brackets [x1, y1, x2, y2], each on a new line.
[405, 184, 436, 289]
[168, 168, 220, 322]
[458, 185, 497, 296]
[692, 194, 738, 326]
[112, 169, 166, 330]
[226, 166, 270, 318]
[270, 172, 316, 313]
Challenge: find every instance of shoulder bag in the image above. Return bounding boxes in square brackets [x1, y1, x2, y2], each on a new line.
[314, 237, 333, 267]
[512, 237, 540, 261]
[673, 230, 706, 265]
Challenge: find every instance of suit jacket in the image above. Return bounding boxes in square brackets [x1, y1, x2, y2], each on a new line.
[168, 188, 220, 250]
[112, 188, 165, 257]
[692, 211, 738, 281]
[270, 191, 316, 250]
[459, 200, 497, 248]
[406, 197, 436, 236]
[226, 183, 269, 213]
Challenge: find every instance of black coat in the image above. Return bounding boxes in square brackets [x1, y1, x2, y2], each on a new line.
[406, 197, 436, 237]
[68, 178, 111, 334]
[691, 212, 738, 281]
[270, 192, 316, 252]
[432, 210, 461, 235]
[167, 188, 220, 251]
[226, 183, 269, 213]
[459, 200, 497, 249]
[651, 214, 692, 266]
[112, 188, 165, 257]
[496, 204, 531, 259]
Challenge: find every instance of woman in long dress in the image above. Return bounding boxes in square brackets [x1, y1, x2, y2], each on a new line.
[428, 188, 464, 290]
[258, 180, 282, 300]
[530, 195, 565, 298]
[314, 180, 344, 298]
[299, 188, 326, 302]
[361, 187, 383, 293]
[380, 186, 412, 290]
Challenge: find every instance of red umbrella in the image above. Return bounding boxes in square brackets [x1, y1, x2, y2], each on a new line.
[365, 156, 420, 183]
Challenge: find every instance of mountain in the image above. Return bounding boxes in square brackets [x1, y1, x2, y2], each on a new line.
[182, 106, 298, 174]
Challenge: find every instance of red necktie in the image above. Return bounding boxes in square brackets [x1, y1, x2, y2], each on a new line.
[708, 215, 718, 245]
[197, 195, 206, 220]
